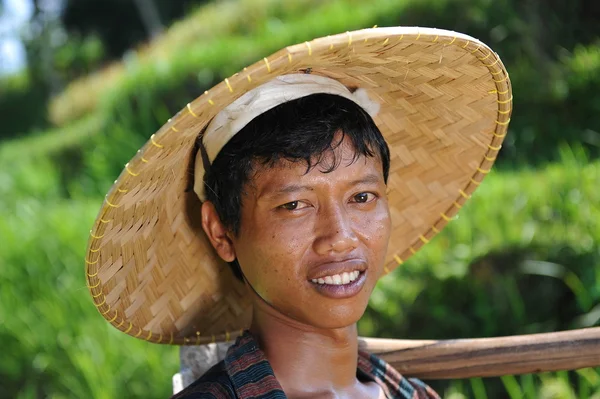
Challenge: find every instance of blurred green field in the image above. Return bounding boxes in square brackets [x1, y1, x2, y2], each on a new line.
[2, 139, 598, 398]
[1, 0, 600, 398]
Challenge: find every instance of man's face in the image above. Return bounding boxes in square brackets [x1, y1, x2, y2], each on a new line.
[230, 136, 391, 329]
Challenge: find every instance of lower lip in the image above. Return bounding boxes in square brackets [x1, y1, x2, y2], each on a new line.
[309, 271, 367, 299]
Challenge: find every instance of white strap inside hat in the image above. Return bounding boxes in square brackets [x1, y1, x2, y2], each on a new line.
[194, 73, 380, 201]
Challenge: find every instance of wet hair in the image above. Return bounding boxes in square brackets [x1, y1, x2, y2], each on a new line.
[201, 93, 390, 280]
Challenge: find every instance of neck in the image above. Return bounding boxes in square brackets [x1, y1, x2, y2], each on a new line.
[249, 299, 360, 395]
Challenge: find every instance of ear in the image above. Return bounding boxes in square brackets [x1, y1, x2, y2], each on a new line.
[200, 201, 236, 262]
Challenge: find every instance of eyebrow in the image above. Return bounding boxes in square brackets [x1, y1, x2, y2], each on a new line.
[349, 173, 382, 186]
[272, 184, 315, 195]
[263, 173, 383, 198]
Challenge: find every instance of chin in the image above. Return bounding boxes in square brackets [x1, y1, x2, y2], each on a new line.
[303, 302, 369, 330]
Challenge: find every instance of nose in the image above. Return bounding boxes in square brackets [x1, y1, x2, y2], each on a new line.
[313, 203, 359, 255]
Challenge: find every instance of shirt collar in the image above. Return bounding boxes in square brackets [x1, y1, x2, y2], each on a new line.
[223, 330, 286, 398]
[223, 330, 402, 398]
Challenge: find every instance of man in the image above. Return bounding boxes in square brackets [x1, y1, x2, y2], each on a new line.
[84, 27, 511, 399]
[174, 92, 438, 397]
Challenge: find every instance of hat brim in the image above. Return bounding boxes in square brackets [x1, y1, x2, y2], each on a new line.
[85, 26, 512, 345]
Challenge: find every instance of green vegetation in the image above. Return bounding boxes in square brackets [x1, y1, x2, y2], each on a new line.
[365, 149, 600, 397]
[2, 142, 598, 398]
[0, 157, 179, 399]
[1, 0, 599, 397]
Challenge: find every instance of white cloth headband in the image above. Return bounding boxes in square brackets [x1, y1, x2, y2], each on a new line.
[194, 73, 380, 201]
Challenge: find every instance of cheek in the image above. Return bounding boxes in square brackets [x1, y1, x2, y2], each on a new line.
[262, 218, 313, 259]
[237, 223, 310, 295]
[357, 206, 391, 248]
[354, 206, 391, 281]
[375, 213, 392, 249]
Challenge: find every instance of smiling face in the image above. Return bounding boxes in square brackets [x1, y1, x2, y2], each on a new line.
[227, 136, 391, 329]
[200, 93, 391, 330]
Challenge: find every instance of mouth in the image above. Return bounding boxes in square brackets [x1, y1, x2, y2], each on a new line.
[307, 258, 368, 299]
[311, 270, 361, 285]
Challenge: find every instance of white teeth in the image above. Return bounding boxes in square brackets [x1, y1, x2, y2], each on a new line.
[342, 272, 350, 284]
[311, 271, 362, 285]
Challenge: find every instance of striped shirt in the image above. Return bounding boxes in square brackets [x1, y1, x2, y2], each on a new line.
[172, 331, 439, 399]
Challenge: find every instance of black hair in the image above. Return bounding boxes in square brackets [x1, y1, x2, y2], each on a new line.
[201, 93, 390, 280]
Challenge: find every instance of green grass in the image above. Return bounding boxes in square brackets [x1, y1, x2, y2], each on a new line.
[1, 142, 598, 397]
[0, 116, 103, 164]
[361, 146, 600, 398]
[0, 159, 178, 399]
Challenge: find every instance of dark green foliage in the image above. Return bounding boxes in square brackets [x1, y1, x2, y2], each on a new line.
[62, 0, 212, 59]
[0, 74, 49, 140]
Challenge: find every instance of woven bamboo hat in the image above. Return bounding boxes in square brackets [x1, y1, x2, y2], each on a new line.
[85, 26, 512, 345]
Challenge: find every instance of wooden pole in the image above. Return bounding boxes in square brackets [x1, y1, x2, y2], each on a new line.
[359, 327, 600, 379]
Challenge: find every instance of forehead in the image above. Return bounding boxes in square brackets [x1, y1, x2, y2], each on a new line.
[247, 139, 384, 197]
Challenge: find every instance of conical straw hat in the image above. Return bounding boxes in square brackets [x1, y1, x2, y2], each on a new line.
[85, 26, 512, 345]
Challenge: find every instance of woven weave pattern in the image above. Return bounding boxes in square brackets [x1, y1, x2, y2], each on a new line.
[85, 27, 512, 345]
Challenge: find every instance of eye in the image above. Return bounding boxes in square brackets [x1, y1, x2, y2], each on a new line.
[281, 201, 299, 210]
[352, 192, 376, 204]
[279, 201, 309, 211]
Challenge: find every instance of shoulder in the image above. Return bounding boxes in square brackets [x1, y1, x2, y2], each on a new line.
[400, 377, 441, 399]
[170, 361, 236, 399]
[358, 350, 440, 399]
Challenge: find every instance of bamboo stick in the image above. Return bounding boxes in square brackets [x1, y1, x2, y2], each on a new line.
[359, 327, 600, 379]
